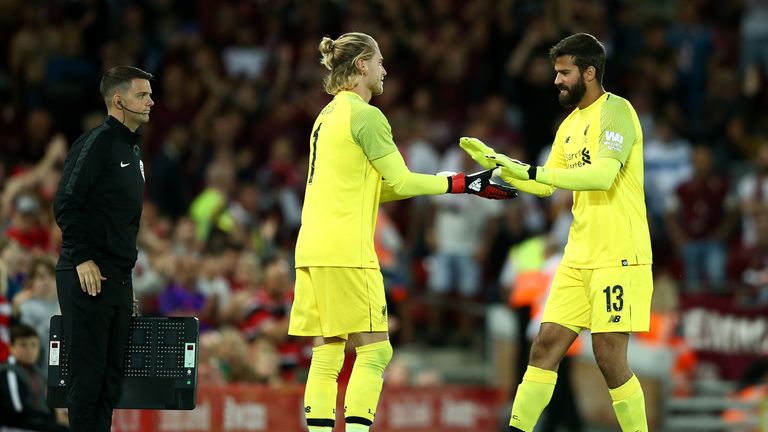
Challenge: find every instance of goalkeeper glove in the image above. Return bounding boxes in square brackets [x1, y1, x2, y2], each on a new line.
[445, 168, 518, 199]
[484, 153, 538, 181]
[459, 137, 499, 170]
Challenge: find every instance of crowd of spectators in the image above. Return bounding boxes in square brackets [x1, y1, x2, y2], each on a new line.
[1, 0, 768, 393]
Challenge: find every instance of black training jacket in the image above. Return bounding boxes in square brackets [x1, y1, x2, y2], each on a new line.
[54, 115, 145, 274]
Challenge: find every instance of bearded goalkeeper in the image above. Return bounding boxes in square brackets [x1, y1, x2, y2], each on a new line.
[462, 33, 653, 432]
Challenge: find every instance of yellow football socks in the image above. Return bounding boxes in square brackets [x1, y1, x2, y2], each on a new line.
[609, 374, 648, 432]
[509, 365, 558, 432]
[305, 341, 346, 430]
[344, 340, 394, 429]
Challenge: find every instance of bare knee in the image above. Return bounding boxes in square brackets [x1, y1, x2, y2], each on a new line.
[592, 333, 632, 388]
[528, 324, 578, 371]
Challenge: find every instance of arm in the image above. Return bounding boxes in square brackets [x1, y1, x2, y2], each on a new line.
[53, 133, 109, 265]
[534, 157, 621, 191]
[354, 106, 448, 202]
[357, 109, 515, 201]
[495, 97, 636, 193]
[1, 135, 67, 220]
[372, 151, 448, 202]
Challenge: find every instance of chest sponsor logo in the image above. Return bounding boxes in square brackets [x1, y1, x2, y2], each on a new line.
[564, 147, 591, 167]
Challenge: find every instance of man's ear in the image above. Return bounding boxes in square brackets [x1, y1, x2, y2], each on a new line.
[356, 57, 367, 75]
[584, 65, 596, 83]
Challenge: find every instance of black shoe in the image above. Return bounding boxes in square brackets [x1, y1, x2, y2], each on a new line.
[508, 427, 525, 432]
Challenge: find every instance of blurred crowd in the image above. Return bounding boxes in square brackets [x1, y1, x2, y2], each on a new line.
[1, 0, 768, 396]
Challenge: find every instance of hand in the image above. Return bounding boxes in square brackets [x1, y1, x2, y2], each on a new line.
[459, 137, 499, 170]
[75, 260, 106, 296]
[447, 168, 518, 199]
[484, 153, 532, 180]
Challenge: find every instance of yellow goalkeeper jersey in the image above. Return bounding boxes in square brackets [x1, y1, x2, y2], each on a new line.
[548, 92, 652, 268]
[295, 91, 398, 269]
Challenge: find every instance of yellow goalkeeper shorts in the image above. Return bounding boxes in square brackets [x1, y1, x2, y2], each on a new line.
[541, 264, 653, 333]
[288, 267, 388, 339]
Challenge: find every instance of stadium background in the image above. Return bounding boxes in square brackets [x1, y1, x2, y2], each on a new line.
[1, 0, 768, 430]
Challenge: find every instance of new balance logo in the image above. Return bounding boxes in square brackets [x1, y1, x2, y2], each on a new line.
[468, 178, 482, 192]
[609, 315, 621, 323]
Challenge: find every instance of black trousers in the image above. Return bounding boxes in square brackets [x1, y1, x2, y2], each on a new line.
[56, 268, 132, 432]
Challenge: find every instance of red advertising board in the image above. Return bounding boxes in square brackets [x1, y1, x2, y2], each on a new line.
[111, 385, 504, 432]
[680, 294, 768, 380]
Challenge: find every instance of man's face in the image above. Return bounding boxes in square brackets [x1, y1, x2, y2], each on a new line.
[363, 48, 387, 96]
[11, 337, 40, 366]
[553, 56, 587, 108]
[119, 78, 154, 124]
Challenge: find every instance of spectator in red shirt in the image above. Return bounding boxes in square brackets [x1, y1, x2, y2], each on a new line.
[5, 194, 51, 253]
[665, 145, 737, 293]
[234, 256, 307, 381]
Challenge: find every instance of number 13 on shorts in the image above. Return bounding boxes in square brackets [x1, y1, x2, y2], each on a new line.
[590, 265, 653, 333]
[541, 264, 653, 333]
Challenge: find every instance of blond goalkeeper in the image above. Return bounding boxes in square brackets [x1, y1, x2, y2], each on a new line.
[288, 32, 518, 432]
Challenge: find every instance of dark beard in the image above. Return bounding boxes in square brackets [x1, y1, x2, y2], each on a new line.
[558, 76, 587, 108]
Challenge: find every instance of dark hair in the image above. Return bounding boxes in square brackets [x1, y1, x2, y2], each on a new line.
[10, 323, 38, 344]
[549, 33, 606, 84]
[99, 66, 154, 105]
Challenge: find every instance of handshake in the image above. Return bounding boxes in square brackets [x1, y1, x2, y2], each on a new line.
[445, 137, 536, 200]
[459, 137, 537, 181]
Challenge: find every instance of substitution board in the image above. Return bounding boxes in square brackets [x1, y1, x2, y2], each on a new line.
[47, 315, 199, 410]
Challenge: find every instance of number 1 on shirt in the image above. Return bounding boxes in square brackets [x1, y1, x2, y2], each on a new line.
[309, 123, 322, 184]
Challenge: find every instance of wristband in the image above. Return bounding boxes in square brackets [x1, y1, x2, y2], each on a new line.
[528, 165, 537, 181]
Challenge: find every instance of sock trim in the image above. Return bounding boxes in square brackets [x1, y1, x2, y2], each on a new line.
[307, 418, 335, 427]
[609, 374, 641, 401]
[522, 365, 557, 385]
[345, 416, 373, 426]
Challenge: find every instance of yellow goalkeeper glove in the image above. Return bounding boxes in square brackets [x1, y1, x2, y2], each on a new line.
[484, 153, 537, 181]
[459, 137, 499, 170]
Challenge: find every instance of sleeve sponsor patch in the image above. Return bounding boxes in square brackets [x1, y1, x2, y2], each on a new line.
[603, 130, 624, 152]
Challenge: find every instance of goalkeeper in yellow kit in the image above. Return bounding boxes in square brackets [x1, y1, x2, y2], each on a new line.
[287, 32, 517, 432]
[462, 33, 653, 432]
